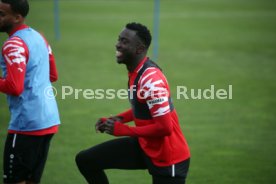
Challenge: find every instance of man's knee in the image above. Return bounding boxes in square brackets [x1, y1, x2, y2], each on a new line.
[75, 150, 99, 170]
[75, 151, 85, 169]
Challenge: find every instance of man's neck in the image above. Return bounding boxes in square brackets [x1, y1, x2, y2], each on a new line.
[126, 55, 146, 72]
[8, 23, 26, 36]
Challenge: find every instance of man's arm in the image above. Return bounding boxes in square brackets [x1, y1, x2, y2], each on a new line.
[0, 37, 28, 96]
[48, 45, 58, 82]
[41, 34, 58, 83]
[113, 113, 173, 137]
[116, 108, 134, 123]
[107, 68, 174, 137]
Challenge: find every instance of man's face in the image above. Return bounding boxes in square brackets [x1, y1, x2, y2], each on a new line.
[0, 2, 16, 33]
[115, 28, 141, 64]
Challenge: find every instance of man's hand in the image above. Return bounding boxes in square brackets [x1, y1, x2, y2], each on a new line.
[95, 118, 107, 133]
[103, 119, 115, 135]
[95, 116, 122, 135]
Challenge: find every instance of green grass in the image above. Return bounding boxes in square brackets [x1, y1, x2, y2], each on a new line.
[1, 0, 276, 183]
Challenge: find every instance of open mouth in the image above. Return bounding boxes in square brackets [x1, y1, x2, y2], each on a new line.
[116, 51, 123, 58]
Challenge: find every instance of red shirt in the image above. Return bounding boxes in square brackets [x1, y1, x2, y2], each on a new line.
[0, 24, 59, 135]
[114, 57, 190, 166]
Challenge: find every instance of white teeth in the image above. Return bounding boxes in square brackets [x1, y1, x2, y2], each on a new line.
[116, 51, 122, 57]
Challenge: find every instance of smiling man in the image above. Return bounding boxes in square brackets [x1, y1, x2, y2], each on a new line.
[76, 22, 190, 184]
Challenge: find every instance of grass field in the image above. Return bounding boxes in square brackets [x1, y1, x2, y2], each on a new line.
[1, 0, 276, 183]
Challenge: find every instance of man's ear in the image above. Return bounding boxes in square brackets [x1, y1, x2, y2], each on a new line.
[136, 44, 146, 54]
[14, 13, 24, 24]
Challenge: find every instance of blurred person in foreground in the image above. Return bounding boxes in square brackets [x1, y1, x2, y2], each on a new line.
[76, 22, 190, 184]
[0, 0, 60, 183]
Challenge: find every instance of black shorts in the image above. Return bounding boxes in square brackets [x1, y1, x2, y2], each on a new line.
[3, 133, 54, 183]
[145, 154, 190, 178]
[140, 139, 190, 183]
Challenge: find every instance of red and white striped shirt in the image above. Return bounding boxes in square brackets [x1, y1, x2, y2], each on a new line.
[114, 57, 190, 166]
